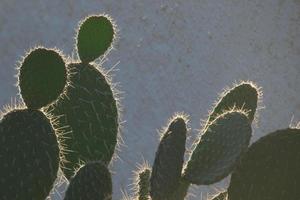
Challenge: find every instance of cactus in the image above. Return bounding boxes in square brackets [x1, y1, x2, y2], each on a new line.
[205, 81, 260, 129]
[64, 161, 112, 200]
[0, 108, 60, 200]
[183, 110, 252, 185]
[18, 48, 67, 109]
[150, 116, 187, 200]
[228, 128, 300, 200]
[77, 15, 115, 63]
[136, 167, 151, 200]
[46, 14, 119, 179]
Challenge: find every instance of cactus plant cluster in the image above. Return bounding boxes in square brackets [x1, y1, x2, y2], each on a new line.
[0, 14, 119, 200]
[1, 12, 300, 200]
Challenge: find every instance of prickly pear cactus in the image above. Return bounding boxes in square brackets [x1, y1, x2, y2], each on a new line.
[228, 128, 300, 200]
[18, 48, 67, 109]
[205, 81, 259, 129]
[77, 15, 115, 63]
[183, 111, 252, 185]
[0, 109, 60, 200]
[150, 116, 187, 200]
[46, 15, 119, 179]
[64, 161, 112, 200]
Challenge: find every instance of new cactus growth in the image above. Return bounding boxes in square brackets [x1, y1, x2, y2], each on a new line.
[77, 15, 115, 63]
[228, 128, 300, 200]
[183, 111, 252, 185]
[46, 14, 119, 179]
[18, 48, 67, 109]
[64, 161, 112, 200]
[0, 109, 60, 200]
[150, 116, 187, 200]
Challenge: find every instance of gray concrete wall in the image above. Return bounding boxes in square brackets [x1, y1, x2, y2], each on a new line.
[0, 0, 299, 199]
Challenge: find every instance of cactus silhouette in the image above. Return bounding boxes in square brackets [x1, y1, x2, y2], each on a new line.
[46, 14, 119, 179]
[64, 161, 112, 200]
[228, 128, 300, 200]
[205, 81, 259, 130]
[18, 48, 67, 109]
[183, 110, 252, 185]
[150, 116, 187, 200]
[0, 108, 60, 200]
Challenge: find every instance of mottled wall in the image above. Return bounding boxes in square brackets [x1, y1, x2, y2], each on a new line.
[0, 0, 299, 199]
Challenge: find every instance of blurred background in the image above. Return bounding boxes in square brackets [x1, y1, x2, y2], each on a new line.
[0, 0, 299, 199]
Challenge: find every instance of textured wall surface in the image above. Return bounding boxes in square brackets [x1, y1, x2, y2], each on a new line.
[0, 0, 299, 199]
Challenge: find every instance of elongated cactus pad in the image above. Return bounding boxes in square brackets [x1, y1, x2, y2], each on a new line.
[205, 82, 259, 129]
[47, 62, 118, 179]
[137, 168, 151, 200]
[211, 192, 227, 200]
[150, 117, 187, 200]
[0, 109, 60, 200]
[19, 47, 67, 109]
[183, 111, 252, 185]
[77, 15, 115, 63]
[64, 161, 112, 200]
[228, 128, 300, 200]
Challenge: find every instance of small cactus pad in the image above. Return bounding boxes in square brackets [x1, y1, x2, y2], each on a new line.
[205, 82, 258, 129]
[211, 192, 228, 200]
[77, 15, 115, 63]
[47, 62, 118, 179]
[150, 117, 187, 200]
[228, 128, 300, 200]
[137, 168, 151, 200]
[183, 111, 252, 185]
[0, 109, 60, 200]
[19, 47, 67, 109]
[64, 162, 112, 200]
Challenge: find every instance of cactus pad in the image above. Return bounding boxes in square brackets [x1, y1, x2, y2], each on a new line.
[19, 47, 67, 109]
[0, 109, 60, 200]
[47, 62, 118, 179]
[77, 15, 115, 63]
[150, 117, 187, 200]
[64, 161, 112, 200]
[205, 82, 258, 129]
[137, 168, 151, 200]
[228, 128, 300, 200]
[183, 111, 252, 185]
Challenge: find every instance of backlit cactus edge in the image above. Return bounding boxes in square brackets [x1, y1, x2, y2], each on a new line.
[0, 14, 299, 200]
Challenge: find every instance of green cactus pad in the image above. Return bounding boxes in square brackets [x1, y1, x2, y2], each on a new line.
[137, 168, 151, 200]
[150, 117, 187, 200]
[19, 47, 67, 109]
[205, 82, 258, 129]
[183, 111, 252, 185]
[47, 62, 118, 179]
[64, 161, 112, 200]
[77, 15, 115, 63]
[211, 192, 228, 200]
[228, 128, 300, 200]
[0, 109, 60, 200]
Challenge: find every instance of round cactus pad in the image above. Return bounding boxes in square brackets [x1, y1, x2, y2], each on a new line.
[19, 48, 66, 109]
